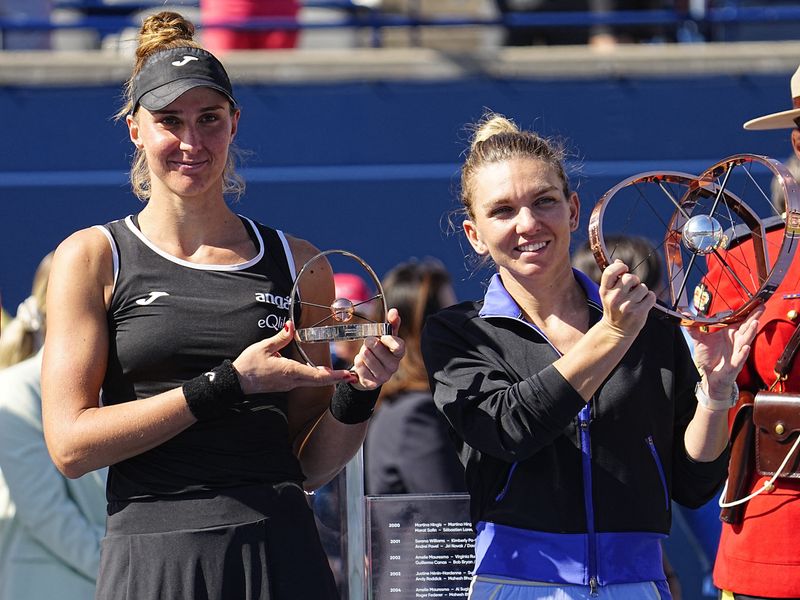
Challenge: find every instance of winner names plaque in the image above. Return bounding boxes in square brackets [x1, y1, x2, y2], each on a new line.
[366, 494, 474, 600]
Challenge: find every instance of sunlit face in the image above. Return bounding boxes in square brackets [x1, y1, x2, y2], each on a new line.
[463, 157, 579, 284]
[127, 86, 239, 200]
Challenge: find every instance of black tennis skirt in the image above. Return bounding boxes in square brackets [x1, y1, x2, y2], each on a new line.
[95, 482, 339, 600]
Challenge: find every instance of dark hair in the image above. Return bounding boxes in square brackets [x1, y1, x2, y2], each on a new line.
[116, 11, 244, 201]
[377, 258, 454, 399]
[571, 235, 663, 292]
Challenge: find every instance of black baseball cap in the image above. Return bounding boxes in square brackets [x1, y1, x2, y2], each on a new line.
[131, 47, 236, 112]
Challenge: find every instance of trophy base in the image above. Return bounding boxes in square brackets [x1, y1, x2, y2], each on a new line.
[297, 322, 392, 343]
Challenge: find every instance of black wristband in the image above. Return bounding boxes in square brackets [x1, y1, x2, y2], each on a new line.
[182, 359, 245, 421]
[329, 382, 380, 424]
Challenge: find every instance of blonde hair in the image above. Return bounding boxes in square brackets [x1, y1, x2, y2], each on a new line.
[460, 112, 570, 219]
[116, 11, 245, 202]
[0, 252, 53, 368]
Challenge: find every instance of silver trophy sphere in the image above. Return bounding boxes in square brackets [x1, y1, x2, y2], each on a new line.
[331, 297, 356, 322]
[682, 214, 724, 255]
[288, 249, 391, 367]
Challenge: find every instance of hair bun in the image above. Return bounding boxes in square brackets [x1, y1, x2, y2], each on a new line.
[472, 114, 520, 147]
[136, 11, 196, 60]
[141, 11, 195, 40]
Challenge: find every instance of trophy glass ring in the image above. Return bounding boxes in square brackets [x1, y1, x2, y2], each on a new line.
[588, 154, 800, 328]
[288, 249, 392, 367]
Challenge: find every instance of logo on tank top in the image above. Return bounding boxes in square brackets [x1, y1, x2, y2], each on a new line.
[135, 291, 170, 306]
[255, 291, 290, 331]
[254, 292, 290, 310]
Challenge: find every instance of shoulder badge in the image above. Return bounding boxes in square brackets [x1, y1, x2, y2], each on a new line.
[693, 282, 711, 315]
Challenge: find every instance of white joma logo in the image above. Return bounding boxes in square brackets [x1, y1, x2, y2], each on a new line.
[135, 291, 170, 306]
[171, 55, 199, 67]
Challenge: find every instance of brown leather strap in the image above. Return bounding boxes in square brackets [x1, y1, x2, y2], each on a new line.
[774, 319, 800, 380]
[720, 392, 756, 524]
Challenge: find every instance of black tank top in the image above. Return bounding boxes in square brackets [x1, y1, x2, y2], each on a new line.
[99, 215, 305, 502]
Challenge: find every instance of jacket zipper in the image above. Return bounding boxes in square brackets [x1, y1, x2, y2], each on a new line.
[579, 404, 598, 597]
[489, 311, 602, 594]
[646, 435, 670, 511]
[494, 462, 518, 501]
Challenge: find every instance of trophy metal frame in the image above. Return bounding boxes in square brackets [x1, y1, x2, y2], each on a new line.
[588, 154, 800, 328]
[289, 249, 392, 367]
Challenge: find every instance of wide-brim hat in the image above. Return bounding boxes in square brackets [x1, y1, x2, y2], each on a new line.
[744, 65, 800, 130]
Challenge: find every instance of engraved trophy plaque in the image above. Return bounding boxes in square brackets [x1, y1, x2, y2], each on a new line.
[289, 249, 392, 367]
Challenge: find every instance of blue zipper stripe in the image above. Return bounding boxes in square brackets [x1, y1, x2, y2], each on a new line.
[646, 435, 670, 511]
[579, 403, 598, 590]
[495, 462, 518, 502]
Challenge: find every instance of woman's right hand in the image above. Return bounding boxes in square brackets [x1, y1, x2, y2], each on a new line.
[598, 259, 656, 339]
[233, 321, 354, 395]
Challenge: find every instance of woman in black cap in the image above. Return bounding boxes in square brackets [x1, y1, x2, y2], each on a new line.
[41, 11, 404, 600]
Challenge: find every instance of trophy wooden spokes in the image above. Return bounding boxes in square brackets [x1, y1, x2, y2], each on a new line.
[588, 155, 800, 327]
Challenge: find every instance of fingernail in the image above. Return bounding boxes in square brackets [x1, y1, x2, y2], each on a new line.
[284, 322, 290, 332]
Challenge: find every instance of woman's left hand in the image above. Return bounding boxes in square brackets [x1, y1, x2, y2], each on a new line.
[350, 308, 405, 390]
[687, 306, 763, 396]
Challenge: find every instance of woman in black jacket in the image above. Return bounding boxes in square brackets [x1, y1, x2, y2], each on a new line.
[421, 112, 760, 600]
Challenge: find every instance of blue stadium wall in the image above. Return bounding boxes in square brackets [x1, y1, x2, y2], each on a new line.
[0, 72, 792, 310]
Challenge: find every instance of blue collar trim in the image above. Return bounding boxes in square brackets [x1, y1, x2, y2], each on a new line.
[479, 273, 523, 318]
[479, 269, 602, 319]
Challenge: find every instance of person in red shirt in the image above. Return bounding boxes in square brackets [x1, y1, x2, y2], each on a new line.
[708, 65, 800, 600]
[200, 0, 299, 51]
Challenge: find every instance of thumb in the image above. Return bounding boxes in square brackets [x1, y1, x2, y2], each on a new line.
[262, 321, 296, 354]
[387, 307, 401, 336]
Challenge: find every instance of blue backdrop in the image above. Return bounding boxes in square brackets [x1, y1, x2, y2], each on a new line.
[0, 74, 792, 310]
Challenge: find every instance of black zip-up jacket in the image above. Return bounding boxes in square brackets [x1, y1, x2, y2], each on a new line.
[421, 272, 729, 537]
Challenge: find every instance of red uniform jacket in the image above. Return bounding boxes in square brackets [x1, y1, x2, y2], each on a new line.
[704, 226, 800, 597]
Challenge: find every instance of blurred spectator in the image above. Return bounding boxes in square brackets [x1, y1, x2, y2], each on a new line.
[495, 0, 674, 47]
[571, 234, 664, 295]
[0, 252, 107, 600]
[364, 258, 466, 495]
[200, 0, 299, 51]
[0, 252, 51, 369]
[0, 0, 51, 50]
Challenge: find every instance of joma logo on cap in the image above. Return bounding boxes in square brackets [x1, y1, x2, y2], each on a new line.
[171, 55, 200, 67]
